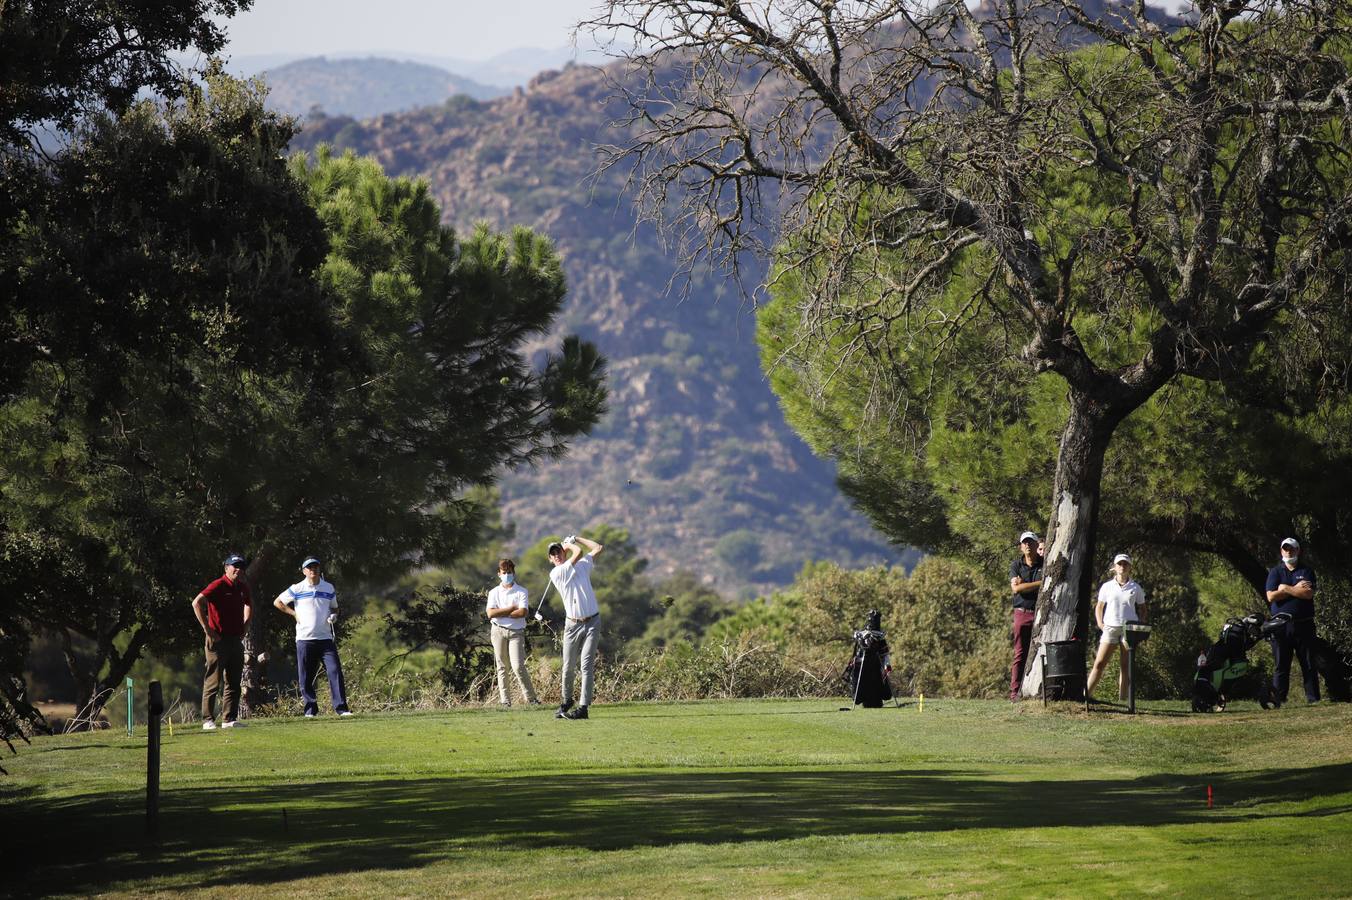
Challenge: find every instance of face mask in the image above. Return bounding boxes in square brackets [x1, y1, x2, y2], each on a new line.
[1282, 554, 1298, 567]
[499, 572, 515, 586]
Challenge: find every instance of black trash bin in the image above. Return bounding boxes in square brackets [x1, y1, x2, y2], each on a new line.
[1041, 639, 1086, 706]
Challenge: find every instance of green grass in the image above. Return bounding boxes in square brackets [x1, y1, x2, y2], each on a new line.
[4, 698, 1352, 897]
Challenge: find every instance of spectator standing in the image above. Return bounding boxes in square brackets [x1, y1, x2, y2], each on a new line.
[1008, 531, 1043, 700]
[1087, 553, 1148, 701]
[191, 554, 253, 730]
[274, 557, 352, 718]
[486, 558, 539, 707]
[1265, 538, 1319, 706]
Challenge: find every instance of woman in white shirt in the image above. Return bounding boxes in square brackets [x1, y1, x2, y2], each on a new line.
[1086, 553, 1149, 701]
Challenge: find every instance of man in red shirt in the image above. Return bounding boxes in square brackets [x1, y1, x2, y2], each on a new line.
[191, 554, 253, 730]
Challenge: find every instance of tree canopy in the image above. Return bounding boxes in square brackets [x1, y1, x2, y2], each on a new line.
[0, 76, 608, 724]
[589, 0, 1352, 691]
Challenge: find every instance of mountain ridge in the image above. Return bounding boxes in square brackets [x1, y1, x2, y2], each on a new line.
[261, 57, 506, 119]
[286, 59, 906, 597]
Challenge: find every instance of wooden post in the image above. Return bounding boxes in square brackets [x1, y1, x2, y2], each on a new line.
[146, 680, 164, 838]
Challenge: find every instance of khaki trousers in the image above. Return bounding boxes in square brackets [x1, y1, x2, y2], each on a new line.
[490, 624, 537, 704]
[202, 634, 244, 722]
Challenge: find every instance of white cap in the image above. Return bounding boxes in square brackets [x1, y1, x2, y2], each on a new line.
[1113, 553, 1131, 565]
[1280, 537, 1300, 552]
[1019, 531, 1039, 544]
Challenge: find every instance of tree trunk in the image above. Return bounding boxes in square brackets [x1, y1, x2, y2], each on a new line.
[60, 629, 103, 731]
[240, 548, 276, 718]
[1021, 394, 1122, 698]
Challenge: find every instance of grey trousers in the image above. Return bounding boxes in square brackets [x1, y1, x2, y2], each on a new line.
[561, 616, 600, 707]
[490, 624, 537, 704]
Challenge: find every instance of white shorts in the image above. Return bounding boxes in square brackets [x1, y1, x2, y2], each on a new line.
[1100, 625, 1128, 646]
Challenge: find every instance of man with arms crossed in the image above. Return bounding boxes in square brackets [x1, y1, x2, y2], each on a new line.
[549, 534, 604, 720]
[486, 557, 539, 707]
[192, 554, 253, 730]
[1266, 537, 1319, 706]
[274, 557, 353, 718]
[1008, 531, 1043, 701]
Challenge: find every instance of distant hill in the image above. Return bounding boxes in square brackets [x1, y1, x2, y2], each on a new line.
[291, 63, 906, 597]
[262, 57, 506, 119]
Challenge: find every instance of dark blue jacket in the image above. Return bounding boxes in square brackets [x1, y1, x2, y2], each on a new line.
[1266, 562, 1316, 619]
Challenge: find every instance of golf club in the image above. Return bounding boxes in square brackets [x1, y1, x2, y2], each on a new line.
[530, 576, 561, 650]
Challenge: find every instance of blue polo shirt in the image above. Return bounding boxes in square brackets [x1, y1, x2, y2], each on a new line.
[1266, 562, 1316, 619]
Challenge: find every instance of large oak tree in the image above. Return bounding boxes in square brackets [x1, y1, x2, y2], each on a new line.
[587, 0, 1352, 693]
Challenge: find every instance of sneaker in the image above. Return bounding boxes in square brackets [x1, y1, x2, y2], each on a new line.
[202, 719, 217, 731]
[555, 700, 574, 719]
[563, 705, 589, 720]
[221, 720, 246, 728]
[304, 712, 317, 718]
[338, 710, 354, 717]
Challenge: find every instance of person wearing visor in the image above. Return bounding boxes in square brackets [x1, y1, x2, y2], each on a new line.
[1008, 530, 1043, 701]
[1265, 537, 1319, 705]
[485, 558, 539, 708]
[274, 557, 352, 718]
[1087, 553, 1148, 701]
[192, 554, 253, 730]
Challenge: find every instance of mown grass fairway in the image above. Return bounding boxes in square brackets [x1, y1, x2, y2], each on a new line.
[3, 698, 1351, 897]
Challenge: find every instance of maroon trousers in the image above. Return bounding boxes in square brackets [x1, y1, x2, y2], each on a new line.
[1010, 608, 1036, 700]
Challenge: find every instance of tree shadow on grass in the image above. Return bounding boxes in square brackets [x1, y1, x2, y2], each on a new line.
[8, 762, 1352, 895]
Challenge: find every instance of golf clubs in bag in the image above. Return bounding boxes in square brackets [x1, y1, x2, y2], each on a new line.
[1192, 613, 1276, 712]
[843, 610, 894, 708]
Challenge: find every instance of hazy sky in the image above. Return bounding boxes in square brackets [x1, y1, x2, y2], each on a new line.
[219, 0, 605, 61]
[219, 0, 1194, 63]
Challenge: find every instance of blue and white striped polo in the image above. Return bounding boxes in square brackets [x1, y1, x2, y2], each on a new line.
[284, 578, 338, 641]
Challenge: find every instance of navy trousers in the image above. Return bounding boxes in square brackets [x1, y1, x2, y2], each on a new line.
[1270, 618, 1320, 704]
[297, 639, 349, 715]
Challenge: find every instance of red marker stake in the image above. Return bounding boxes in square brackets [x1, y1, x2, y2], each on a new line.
[1207, 785, 1213, 808]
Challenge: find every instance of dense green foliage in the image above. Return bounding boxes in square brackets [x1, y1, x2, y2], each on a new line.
[2, 84, 608, 727]
[707, 555, 1209, 701]
[1, 74, 335, 723]
[0, 0, 259, 749]
[0, 0, 250, 148]
[757, 32, 1352, 657]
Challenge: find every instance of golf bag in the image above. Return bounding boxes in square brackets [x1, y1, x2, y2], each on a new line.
[843, 610, 894, 708]
[1192, 613, 1275, 712]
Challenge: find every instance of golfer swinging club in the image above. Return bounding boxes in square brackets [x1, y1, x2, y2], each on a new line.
[549, 533, 604, 720]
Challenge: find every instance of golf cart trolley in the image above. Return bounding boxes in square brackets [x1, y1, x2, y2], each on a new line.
[1192, 610, 1351, 712]
[1192, 613, 1277, 713]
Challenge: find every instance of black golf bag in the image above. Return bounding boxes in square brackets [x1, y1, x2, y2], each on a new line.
[843, 610, 894, 708]
[1192, 613, 1275, 712]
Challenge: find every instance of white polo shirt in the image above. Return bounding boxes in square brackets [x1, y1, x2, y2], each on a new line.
[1097, 578, 1145, 627]
[550, 554, 599, 620]
[486, 583, 529, 630]
[284, 578, 338, 641]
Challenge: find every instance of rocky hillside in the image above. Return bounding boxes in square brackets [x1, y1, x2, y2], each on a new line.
[262, 57, 506, 119]
[289, 62, 906, 598]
